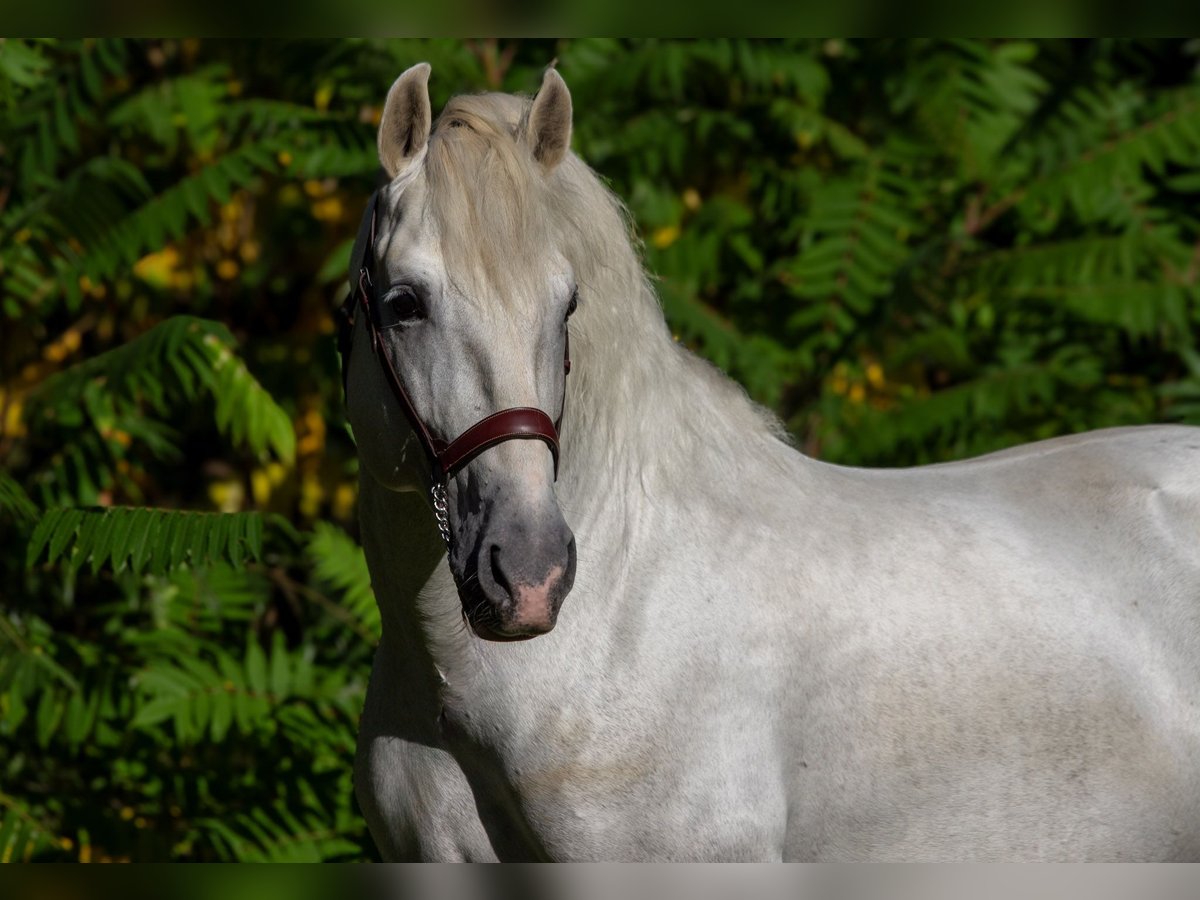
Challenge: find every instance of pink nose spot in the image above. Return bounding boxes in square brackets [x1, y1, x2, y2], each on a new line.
[511, 565, 565, 631]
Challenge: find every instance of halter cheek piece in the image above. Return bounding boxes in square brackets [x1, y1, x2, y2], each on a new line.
[337, 191, 571, 550]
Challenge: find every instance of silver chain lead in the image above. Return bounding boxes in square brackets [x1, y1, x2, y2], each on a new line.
[430, 482, 451, 549]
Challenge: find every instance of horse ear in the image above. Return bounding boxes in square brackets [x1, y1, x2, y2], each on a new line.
[523, 67, 572, 171]
[378, 63, 432, 180]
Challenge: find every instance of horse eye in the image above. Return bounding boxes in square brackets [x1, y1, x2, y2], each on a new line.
[377, 286, 424, 329]
[565, 288, 579, 320]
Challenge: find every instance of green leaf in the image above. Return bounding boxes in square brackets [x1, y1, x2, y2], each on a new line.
[269, 632, 290, 699]
[0, 473, 38, 526]
[245, 638, 268, 696]
[133, 696, 180, 729]
[29, 508, 268, 574]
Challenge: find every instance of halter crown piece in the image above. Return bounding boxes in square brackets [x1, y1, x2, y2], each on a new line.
[337, 191, 571, 550]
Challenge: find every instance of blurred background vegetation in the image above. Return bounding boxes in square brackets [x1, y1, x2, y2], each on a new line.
[2, 38, 1200, 861]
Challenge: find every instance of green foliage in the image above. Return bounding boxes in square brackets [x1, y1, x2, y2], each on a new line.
[0, 472, 37, 525]
[0, 791, 59, 863]
[2, 38, 1199, 861]
[30, 316, 295, 468]
[307, 522, 380, 641]
[26, 507, 267, 574]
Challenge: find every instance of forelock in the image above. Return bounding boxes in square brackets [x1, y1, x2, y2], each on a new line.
[422, 93, 556, 306]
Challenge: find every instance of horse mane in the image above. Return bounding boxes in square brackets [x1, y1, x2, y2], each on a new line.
[420, 91, 796, 503]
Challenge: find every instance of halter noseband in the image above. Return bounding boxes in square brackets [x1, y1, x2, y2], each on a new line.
[337, 191, 570, 549]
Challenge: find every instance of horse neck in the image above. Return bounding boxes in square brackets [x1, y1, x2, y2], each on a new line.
[553, 274, 794, 532]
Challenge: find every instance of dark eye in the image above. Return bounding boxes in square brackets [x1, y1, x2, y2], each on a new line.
[376, 286, 425, 329]
[565, 287, 579, 320]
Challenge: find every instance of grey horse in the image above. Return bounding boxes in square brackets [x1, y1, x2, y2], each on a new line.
[346, 63, 1200, 860]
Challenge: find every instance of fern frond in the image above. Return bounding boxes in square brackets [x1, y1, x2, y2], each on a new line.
[899, 40, 1047, 179]
[157, 565, 272, 633]
[201, 802, 361, 862]
[0, 472, 38, 526]
[70, 141, 282, 291]
[29, 316, 295, 464]
[0, 614, 80, 740]
[286, 138, 376, 179]
[131, 633, 358, 745]
[970, 232, 1156, 288]
[305, 523, 379, 641]
[3, 40, 129, 190]
[0, 155, 151, 263]
[26, 507, 266, 575]
[106, 66, 230, 155]
[132, 643, 271, 744]
[0, 39, 54, 100]
[788, 152, 923, 330]
[0, 791, 58, 863]
[1016, 87, 1200, 225]
[1021, 282, 1191, 338]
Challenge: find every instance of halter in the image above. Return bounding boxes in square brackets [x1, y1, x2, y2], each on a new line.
[337, 191, 571, 549]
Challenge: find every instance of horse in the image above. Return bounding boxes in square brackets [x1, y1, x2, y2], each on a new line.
[343, 63, 1200, 861]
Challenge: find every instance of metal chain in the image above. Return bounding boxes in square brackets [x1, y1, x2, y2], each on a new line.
[430, 482, 451, 549]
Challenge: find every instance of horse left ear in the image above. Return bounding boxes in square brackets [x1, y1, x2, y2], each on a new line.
[378, 62, 432, 180]
[523, 67, 572, 172]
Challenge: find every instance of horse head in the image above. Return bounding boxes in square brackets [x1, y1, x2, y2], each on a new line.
[345, 63, 578, 641]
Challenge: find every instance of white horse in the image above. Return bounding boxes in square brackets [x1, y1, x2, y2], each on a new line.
[345, 63, 1200, 861]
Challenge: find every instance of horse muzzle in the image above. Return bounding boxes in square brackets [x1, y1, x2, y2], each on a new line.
[456, 524, 577, 641]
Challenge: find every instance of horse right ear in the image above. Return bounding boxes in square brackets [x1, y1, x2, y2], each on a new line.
[522, 67, 572, 172]
[378, 63, 432, 180]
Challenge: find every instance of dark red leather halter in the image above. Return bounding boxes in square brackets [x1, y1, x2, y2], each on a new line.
[337, 191, 570, 548]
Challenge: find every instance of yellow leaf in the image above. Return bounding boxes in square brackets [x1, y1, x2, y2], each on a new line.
[133, 247, 181, 289]
[299, 474, 324, 519]
[250, 469, 271, 507]
[332, 482, 357, 521]
[219, 198, 242, 223]
[311, 197, 343, 222]
[652, 225, 680, 249]
[209, 480, 245, 513]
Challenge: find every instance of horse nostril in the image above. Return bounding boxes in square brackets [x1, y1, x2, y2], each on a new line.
[489, 544, 512, 600]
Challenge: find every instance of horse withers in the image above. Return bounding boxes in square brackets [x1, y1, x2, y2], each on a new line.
[344, 63, 1200, 861]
